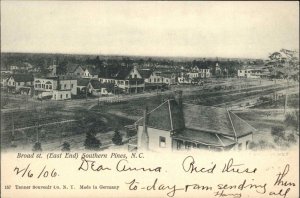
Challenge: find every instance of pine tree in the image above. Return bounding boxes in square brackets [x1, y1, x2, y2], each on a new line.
[84, 132, 101, 150]
[112, 130, 123, 145]
[33, 142, 42, 151]
[61, 141, 71, 151]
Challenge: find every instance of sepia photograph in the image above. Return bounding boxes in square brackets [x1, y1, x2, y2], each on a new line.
[1, 1, 299, 198]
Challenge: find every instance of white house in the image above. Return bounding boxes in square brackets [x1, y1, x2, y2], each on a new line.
[238, 67, 269, 78]
[34, 76, 77, 100]
[98, 66, 145, 94]
[87, 79, 114, 96]
[52, 90, 71, 100]
[7, 74, 34, 93]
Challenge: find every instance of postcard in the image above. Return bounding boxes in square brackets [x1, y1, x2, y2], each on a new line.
[1, 1, 299, 198]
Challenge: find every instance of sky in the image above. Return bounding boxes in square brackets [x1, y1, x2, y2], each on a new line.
[1, 1, 299, 59]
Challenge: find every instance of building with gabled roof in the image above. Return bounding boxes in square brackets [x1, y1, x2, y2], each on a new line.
[87, 79, 115, 96]
[135, 91, 254, 152]
[98, 66, 145, 94]
[7, 74, 34, 93]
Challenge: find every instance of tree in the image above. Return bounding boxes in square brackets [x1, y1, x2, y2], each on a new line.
[112, 130, 123, 145]
[84, 132, 101, 150]
[284, 111, 299, 131]
[267, 49, 299, 113]
[61, 141, 71, 151]
[33, 142, 42, 151]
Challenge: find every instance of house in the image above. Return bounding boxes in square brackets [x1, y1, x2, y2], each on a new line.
[178, 73, 192, 84]
[1, 73, 10, 88]
[77, 78, 90, 94]
[215, 63, 222, 75]
[10, 65, 20, 71]
[58, 76, 77, 95]
[7, 74, 34, 93]
[191, 65, 211, 78]
[139, 69, 163, 84]
[47, 65, 57, 77]
[87, 79, 114, 96]
[98, 66, 145, 94]
[82, 65, 99, 78]
[52, 90, 71, 100]
[73, 66, 85, 77]
[34, 76, 77, 100]
[135, 91, 255, 152]
[238, 67, 269, 78]
[157, 72, 177, 85]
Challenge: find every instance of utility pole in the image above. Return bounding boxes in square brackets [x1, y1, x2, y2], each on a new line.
[11, 112, 15, 147]
[85, 86, 87, 101]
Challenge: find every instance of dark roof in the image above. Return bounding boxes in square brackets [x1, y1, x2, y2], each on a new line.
[1, 73, 10, 80]
[66, 64, 81, 73]
[173, 128, 236, 147]
[89, 79, 114, 90]
[138, 69, 153, 79]
[136, 99, 185, 131]
[11, 74, 34, 82]
[183, 104, 234, 137]
[136, 98, 255, 142]
[194, 65, 210, 69]
[77, 78, 90, 86]
[98, 66, 132, 80]
[89, 79, 102, 89]
[82, 65, 100, 75]
[157, 72, 175, 78]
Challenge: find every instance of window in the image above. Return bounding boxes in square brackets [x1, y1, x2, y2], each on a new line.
[64, 84, 67, 89]
[238, 143, 243, 150]
[176, 140, 183, 150]
[134, 74, 137, 78]
[17, 82, 20, 86]
[49, 85, 52, 89]
[60, 94, 62, 99]
[66, 94, 69, 98]
[246, 141, 250, 149]
[71, 84, 73, 88]
[149, 79, 151, 83]
[159, 136, 166, 148]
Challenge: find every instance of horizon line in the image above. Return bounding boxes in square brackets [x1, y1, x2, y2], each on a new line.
[1, 51, 266, 60]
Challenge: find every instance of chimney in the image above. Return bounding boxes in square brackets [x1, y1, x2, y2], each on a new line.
[141, 107, 149, 150]
[174, 90, 183, 109]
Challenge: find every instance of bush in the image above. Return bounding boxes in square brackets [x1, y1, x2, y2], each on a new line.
[33, 142, 42, 151]
[271, 126, 285, 139]
[61, 141, 71, 151]
[248, 140, 275, 150]
[84, 132, 101, 150]
[284, 111, 299, 131]
[112, 130, 123, 145]
[286, 133, 297, 143]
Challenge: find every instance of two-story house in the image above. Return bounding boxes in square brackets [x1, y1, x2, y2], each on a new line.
[98, 66, 145, 94]
[192, 65, 211, 78]
[7, 74, 34, 94]
[135, 91, 255, 152]
[34, 76, 77, 100]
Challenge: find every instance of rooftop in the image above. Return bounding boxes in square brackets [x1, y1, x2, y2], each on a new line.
[136, 96, 256, 143]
